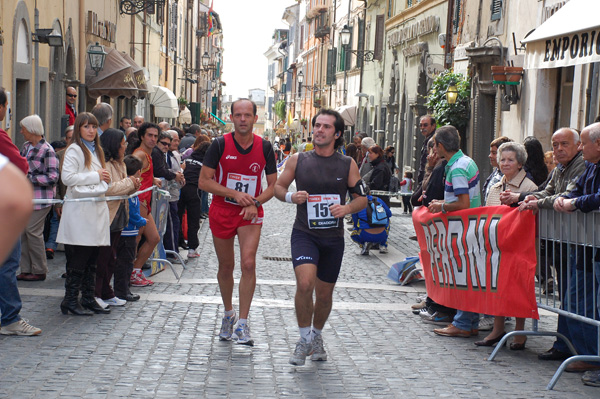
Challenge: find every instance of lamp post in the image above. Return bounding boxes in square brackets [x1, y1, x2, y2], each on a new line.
[340, 25, 351, 104]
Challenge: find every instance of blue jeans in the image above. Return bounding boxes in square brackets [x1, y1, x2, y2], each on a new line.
[553, 262, 599, 356]
[201, 190, 209, 214]
[452, 310, 479, 331]
[0, 240, 23, 326]
[45, 207, 59, 251]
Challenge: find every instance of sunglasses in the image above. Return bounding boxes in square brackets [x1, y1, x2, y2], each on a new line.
[159, 141, 170, 146]
[67, 94, 77, 98]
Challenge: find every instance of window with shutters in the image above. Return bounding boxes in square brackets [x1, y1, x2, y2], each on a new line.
[170, 3, 178, 51]
[326, 48, 337, 85]
[491, 0, 503, 21]
[374, 15, 384, 61]
[156, 3, 164, 24]
[453, 0, 462, 34]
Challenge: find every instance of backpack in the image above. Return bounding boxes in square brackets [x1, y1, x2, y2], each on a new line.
[365, 196, 389, 227]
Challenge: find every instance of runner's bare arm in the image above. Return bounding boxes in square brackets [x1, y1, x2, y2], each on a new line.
[274, 154, 309, 204]
[329, 160, 366, 218]
[198, 165, 255, 207]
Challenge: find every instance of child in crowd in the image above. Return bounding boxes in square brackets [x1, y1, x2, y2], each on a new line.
[400, 171, 413, 214]
[114, 156, 147, 301]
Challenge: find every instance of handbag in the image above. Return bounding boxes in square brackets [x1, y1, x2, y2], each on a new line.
[70, 180, 109, 198]
[110, 202, 128, 232]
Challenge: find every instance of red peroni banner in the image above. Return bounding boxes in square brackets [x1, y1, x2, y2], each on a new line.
[412, 206, 539, 319]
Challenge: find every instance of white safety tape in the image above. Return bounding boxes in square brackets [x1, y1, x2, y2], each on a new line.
[32, 186, 170, 205]
[370, 190, 413, 197]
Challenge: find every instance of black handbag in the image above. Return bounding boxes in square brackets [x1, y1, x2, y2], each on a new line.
[110, 202, 128, 232]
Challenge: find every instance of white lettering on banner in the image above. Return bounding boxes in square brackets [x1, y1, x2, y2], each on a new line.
[421, 215, 501, 291]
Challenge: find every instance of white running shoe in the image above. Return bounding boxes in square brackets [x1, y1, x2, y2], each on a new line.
[310, 334, 327, 361]
[95, 297, 110, 309]
[289, 338, 313, 365]
[234, 322, 254, 346]
[104, 297, 127, 307]
[219, 313, 238, 341]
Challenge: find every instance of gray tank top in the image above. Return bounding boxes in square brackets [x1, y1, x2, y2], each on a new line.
[293, 151, 352, 238]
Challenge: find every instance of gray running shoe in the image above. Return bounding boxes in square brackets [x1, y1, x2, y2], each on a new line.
[289, 338, 313, 365]
[234, 322, 254, 346]
[310, 334, 327, 361]
[219, 313, 237, 341]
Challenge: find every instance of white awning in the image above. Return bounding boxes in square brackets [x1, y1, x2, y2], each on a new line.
[149, 86, 178, 118]
[522, 0, 600, 69]
[336, 105, 357, 126]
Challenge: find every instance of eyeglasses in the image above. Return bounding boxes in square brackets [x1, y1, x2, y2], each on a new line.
[159, 141, 170, 146]
[419, 123, 430, 127]
[67, 94, 77, 98]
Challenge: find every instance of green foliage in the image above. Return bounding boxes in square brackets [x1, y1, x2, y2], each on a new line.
[274, 100, 286, 122]
[425, 70, 471, 132]
[177, 97, 188, 106]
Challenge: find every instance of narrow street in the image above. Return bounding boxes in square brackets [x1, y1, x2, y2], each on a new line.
[1, 198, 596, 398]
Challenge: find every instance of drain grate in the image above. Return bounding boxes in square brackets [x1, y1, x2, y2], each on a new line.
[263, 256, 293, 262]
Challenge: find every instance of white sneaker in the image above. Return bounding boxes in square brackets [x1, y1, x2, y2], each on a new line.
[104, 297, 127, 307]
[379, 246, 388, 254]
[95, 297, 110, 309]
[0, 319, 41, 336]
[188, 249, 200, 259]
[479, 316, 495, 331]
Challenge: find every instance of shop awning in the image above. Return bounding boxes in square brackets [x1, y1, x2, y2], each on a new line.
[522, 0, 600, 69]
[85, 47, 138, 99]
[149, 86, 178, 118]
[119, 52, 149, 99]
[336, 105, 357, 126]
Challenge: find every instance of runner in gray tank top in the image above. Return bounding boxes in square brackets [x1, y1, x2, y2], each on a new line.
[275, 109, 367, 366]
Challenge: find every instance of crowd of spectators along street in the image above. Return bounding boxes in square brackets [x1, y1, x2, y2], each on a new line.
[0, 84, 599, 387]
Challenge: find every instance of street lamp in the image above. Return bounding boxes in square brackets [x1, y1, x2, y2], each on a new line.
[339, 24, 374, 62]
[87, 42, 107, 76]
[202, 51, 210, 69]
[446, 83, 459, 105]
[340, 25, 351, 46]
[32, 27, 63, 47]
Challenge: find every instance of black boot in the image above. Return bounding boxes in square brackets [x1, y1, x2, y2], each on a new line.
[80, 265, 110, 314]
[60, 270, 93, 316]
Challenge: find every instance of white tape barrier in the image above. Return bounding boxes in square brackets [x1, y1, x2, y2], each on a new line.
[32, 186, 170, 205]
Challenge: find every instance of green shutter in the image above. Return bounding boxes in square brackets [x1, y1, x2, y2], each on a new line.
[491, 0, 502, 21]
[327, 48, 337, 85]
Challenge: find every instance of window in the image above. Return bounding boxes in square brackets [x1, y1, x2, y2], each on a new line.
[491, 0, 503, 21]
[374, 15, 384, 61]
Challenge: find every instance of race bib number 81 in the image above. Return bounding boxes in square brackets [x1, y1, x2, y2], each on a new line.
[307, 194, 341, 229]
[225, 173, 258, 205]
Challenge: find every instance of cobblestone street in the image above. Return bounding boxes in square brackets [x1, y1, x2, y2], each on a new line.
[1, 198, 597, 398]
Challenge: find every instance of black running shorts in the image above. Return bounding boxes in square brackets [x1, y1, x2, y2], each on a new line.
[291, 229, 345, 283]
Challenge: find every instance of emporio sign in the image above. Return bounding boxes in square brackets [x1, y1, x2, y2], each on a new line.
[387, 16, 440, 49]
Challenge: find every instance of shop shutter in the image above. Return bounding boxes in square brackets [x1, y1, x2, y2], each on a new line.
[374, 15, 384, 61]
[326, 48, 337, 85]
[491, 0, 503, 21]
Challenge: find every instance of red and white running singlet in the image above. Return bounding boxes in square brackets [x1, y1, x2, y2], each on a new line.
[212, 133, 266, 209]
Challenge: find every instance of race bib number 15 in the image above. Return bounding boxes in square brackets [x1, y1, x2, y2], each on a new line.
[307, 194, 341, 229]
[225, 173, 258, 205]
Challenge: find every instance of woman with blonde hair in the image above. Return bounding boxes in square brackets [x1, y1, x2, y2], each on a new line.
[57, 112, 111, 316]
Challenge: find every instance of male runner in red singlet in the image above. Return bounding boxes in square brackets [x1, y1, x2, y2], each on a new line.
[199, 99, 277, 346]
[131, 123, 161, 286]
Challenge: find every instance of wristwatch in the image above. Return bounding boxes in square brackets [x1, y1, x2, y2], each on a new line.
[441, 203, 447, 214]
[253, 199, 261, 208]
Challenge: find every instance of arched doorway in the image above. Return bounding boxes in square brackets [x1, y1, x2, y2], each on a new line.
[12, 1, 33, 148]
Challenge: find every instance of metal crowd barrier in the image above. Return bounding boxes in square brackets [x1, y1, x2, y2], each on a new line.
[34, 186, 185, 279]
[369, 190, 413, 198]
[488, 208, 600, 390]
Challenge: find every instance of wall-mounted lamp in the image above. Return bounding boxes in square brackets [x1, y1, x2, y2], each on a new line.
[339, 25, 374, 62]
[445, 82, 458, 105]
[32, 27, 62, 47]
[87, 42, 107, 76]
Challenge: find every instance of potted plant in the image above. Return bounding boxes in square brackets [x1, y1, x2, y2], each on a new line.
[300, 118, 308, 127]
[177, 97, 189, 107]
